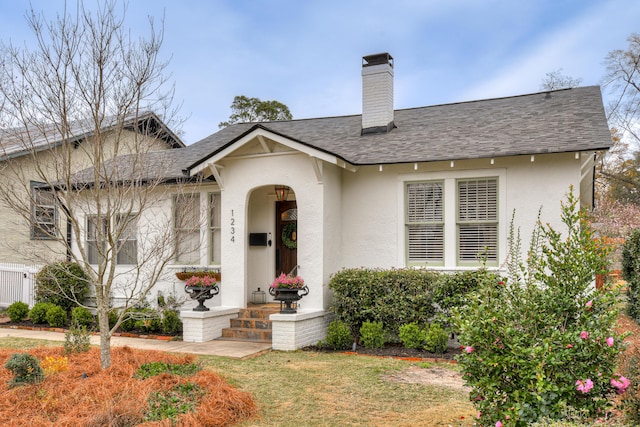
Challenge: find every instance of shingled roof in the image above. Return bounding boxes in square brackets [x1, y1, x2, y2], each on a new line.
[69, 86, 613, 184]
[186, 85, 612, 172]
[0, 111, 184, 161]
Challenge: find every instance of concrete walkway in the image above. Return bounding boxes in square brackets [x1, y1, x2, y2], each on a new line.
[0, 328, 272, 358]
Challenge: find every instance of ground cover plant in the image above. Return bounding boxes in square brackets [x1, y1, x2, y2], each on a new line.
[456, 190, 627, 426]
[0, 346, 256, 426]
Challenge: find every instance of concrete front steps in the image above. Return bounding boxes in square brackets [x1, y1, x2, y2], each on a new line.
[220, 303, 280, 343]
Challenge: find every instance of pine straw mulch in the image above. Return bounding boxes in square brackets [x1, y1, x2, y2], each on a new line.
[0, 346, 257, 427]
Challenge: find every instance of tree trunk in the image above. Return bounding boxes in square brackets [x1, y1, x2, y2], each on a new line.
[97, 307, 112, 369]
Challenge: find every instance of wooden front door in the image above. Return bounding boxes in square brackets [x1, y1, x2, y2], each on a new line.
[275, 200, 298, 276]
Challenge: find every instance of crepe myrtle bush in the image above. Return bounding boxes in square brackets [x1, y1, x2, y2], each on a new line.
[455, 189, 627, 426]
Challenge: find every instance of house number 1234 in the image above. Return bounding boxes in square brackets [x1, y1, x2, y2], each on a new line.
[230, 209, 235, 242]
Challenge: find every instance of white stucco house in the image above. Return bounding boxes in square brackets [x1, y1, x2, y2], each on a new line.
[66, 53, 612, 350]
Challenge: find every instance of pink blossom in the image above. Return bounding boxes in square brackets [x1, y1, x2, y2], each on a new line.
[606, 337, 614, 347]
[496, 422, 502, 427]
[586, 300, 593, 308]
[576, 378, 594, 393]
[580, 331, 589, 340]
[611, 376, 631, 394]
[465, 346, 474, 354]
[477, 412, 482, 419]
[566, 344, 573, 348]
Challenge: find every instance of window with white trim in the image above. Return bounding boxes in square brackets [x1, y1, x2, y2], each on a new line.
[406, 181, 444, 265]
[31, 182, 57, 239]
[174, 194, 201, 264]
[86, 214, 138, 265]
[209, 193, 221, 264]
[457, 178, 498, 265]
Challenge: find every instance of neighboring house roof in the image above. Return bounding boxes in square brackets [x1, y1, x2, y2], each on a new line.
[186, 85, 612, 171]
[0, 111, 184, 161]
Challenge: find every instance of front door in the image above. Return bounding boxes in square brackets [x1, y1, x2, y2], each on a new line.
[275, 200, 297, 276]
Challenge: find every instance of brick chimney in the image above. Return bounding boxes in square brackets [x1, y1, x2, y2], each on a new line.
[361, 53, 394, 134]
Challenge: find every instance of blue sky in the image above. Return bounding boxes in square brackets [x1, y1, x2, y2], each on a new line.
[1, 0, 638, 144]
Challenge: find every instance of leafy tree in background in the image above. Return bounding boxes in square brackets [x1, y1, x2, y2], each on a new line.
[218, 95, 292, 128]
[601, 33, 640, 207]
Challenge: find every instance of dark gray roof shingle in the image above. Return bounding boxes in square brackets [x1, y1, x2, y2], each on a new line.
[71, 86, 614, 184]
[186, 85, 612, 170]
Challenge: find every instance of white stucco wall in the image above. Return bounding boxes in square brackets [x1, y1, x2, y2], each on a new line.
[219, 152, 327, 310]
[340, 152, 583, 270]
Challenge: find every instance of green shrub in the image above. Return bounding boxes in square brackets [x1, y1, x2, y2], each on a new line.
[431, 270, 499, 323]
[329, 268, 438, 336]
[29, 302, 56, 324]
[455, 190, 624, 426]
[71, 306, 94, 328]
[35, 262, 90, 313]
[118, 305, 162, 333]
[622, 228, 640, 322]
[144, 382, 204, 423]
[134, 361, 201, 379]
[325, 320, 353, 350]
[161, 310, 182, 335]
[620, 348, 640, 425]
[359, 321, 385, 349]
[108, 309, 119, 329]
[45, 305, 68, 327]
[398, 322, 426, 349]
[7, 301, 29, 322]
[5, 353, 44, 386]
[64, 324, 92, 354]
[423, 323, 448, 353]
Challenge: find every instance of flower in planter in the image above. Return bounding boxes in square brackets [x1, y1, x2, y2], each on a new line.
[270, 273, 305, 289]
[184, 275, 218, 288]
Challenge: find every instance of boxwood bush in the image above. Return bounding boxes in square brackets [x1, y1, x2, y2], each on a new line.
[7, 301, 29, 322]
[29, 302, 56, 324]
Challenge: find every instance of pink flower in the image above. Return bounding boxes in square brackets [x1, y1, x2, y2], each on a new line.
[611, 376, 631, 394]
[566, 344, 573, 348]
[465, 346, 474, 354]
[606, 337, 614, 347]
[580, 331, 589, 340]
[576, 378, 594, 393]
[496, 422, 502, 427]
[585, 300, 593, 308]
[477, 412, 482, 419]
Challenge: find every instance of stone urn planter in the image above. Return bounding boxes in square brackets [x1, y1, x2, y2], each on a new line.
[269, 273, 308, 314]
[183, 274, 220, 311]
[185, 285, 219, 311]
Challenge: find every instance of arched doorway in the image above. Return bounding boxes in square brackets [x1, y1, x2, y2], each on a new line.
[275, 200, 297, 276]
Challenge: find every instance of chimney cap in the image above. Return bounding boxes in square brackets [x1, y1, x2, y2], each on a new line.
[362, 53, 393, 68]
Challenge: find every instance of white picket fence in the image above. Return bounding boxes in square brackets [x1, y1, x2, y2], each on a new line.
[0, 263, 40, 308]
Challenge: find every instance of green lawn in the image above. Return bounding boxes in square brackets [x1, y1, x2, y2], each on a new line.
[0, 337, 476, 426]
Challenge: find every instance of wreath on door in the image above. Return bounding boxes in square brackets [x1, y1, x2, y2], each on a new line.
[282, 222, 297, 249]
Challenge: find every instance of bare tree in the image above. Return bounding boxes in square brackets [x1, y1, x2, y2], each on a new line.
[600, 33, 640, 206]
[0, 1, 189, 368]
[540, 69, 583, 91]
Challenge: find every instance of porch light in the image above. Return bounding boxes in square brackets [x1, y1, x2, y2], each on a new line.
[274, 185, 290, 202]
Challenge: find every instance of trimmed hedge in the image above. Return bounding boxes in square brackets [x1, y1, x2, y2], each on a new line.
[328, 267, 490, 339]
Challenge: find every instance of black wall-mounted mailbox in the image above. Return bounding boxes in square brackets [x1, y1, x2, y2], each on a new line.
[249, 233, 269, 246]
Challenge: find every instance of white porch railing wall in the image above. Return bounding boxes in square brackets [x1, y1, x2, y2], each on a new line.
[0, 263, 40, 308]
